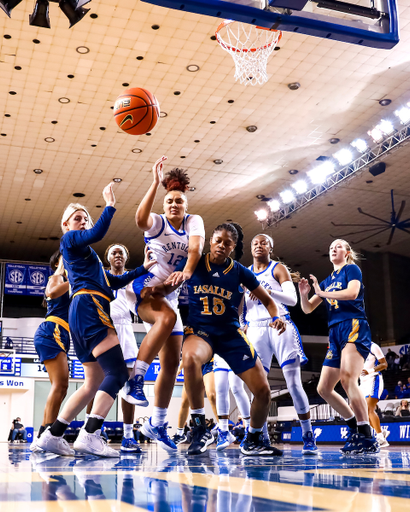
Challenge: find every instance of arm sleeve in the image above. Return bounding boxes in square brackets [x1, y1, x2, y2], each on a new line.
[106, 266, 148, 290]
[67, 206, 116, 248]
[186, 215, 205, 238]
[174, 257, 188, 272]
[268, 280, 298, 306]
[144, 213, 164, 237]
[346, 264, 362, 283]
[239, 265, 260, 291]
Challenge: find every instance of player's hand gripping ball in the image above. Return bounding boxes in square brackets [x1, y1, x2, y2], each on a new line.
[113, 87, 160, 135]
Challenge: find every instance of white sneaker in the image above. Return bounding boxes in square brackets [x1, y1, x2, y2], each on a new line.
[383, 430, 390, 440]
[73, 428, 119, 458]
[36, 428, 75, 456]
[377, 434, 389, 448]
[30, 437, 44, 453]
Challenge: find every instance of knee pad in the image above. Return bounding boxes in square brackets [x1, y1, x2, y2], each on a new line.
[97, 345, 129, 399]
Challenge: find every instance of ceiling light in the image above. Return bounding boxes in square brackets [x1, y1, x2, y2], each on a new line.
[132, 148, 142, 153]
[44, 137, 55, 143]
[58, 97, 70, 104]
[395, 107, 410, 124]
[246, 125, 257, 133]
[213, 159, 223, 164]
[368, 126, 384, 143]
[288, 82, 300, 90]
[267, 200, 280, 212]
[291, 179, 308, 194]
[0, 0, 23, 16]
[151, 24, 160, 29]
[186, 64, 200, 72]
[334, 148, 353, 166]
[279, 190, 295, 204]
[29, 0, 50, 28]
[329, 138, 340, 144]
[76, 46, 90, 54]
[33, 169, 43, 174]
[351, 139, 368, 153]
[308, 161, 335, 184]
[73, 192, 85, 197]
[159, 112, 167, 118]
[379, 98, 391, 106]
[189, 187, 196, 191]
[59, 0, 90, 27]
[378, 119, 394, 135]
[288, 169, 298, 175]
[256, 194, 265, 199]
[255, 209, 268, 221]
[113, 178, 122, 183]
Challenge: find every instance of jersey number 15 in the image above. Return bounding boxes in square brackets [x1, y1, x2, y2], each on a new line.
[200, 296, 225, 316]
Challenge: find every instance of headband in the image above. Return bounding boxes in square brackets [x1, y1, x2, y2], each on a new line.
[252, 233, 274, 248]
[107, 244, 128, 262]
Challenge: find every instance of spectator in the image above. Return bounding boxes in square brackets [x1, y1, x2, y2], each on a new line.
[4, 337, 13, 349]
[380, 389, 389, 400]
[10, 418, 27, 443]
[233, 416, 246, 442]
[393, 355, 401, 372]
[396, 386, 406, 399]
[402, 356, 410, 371]
[395, 400, 410, 417]
[394, 381, 403, 397]
[386, 349, 398, 370]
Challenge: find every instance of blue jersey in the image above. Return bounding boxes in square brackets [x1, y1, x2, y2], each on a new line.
[60, 206, 147, 300]
[320, 264, 367, 327]
[45, 277, 70, 323]
[176, 253, 260, 333]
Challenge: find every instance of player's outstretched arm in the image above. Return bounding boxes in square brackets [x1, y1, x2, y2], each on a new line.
[136, 155, 167, 231]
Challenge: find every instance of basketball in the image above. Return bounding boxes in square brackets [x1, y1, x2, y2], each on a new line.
[113, 87, 160, 135]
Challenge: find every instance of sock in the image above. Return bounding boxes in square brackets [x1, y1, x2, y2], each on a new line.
[151, 406, 167, 427]
[376, 431, 384, 440]
[345, 415, 357, 431]
[248, 427, 263, 443]
[134, 360, 150, 378]
[262, 422, 269, 441]
[50, 417, 70, 437]
[85, 413, 90, 422]
[219, 418, 229, 431]
[248, 426, 262, 434]
[191, 408, 206, 428]
[300, 418, 312, 436]
[85, 414, 105, 434]
[244, 417, 250, 428]
[37, 425, 46, 438]
[357, 421, 372, 438]
[123, 423, 134, 439]
[177, 428, 184, 436]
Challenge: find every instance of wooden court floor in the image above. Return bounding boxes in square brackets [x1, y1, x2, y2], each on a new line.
[1, 442, 410, 511]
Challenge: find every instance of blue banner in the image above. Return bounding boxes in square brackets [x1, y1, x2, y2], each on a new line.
[146, 361, 184, 382]
[4, 264, 27, 295]
[26, 265, 49, 296]
[71, 360, 85, 379]
[287, 422, 410, 443]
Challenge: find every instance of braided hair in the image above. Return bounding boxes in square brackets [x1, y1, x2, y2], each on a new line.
[162, 168, 190, 193]
[212, 222, 244, 261]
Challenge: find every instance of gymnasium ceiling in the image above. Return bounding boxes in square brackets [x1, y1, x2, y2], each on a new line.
[1, 0, 410, 281]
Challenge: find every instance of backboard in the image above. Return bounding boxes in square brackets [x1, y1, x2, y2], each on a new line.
[141, 0, 399, 49]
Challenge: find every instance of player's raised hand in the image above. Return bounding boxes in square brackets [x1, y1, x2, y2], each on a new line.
[298, 278, 311, 296]
[143, 246, 157, 271]
[309, 274, 321, 296]
[152, 155, 167, 185]
[103, 182, 116, 207]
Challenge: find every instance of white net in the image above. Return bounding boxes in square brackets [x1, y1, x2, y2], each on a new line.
[216, 20, 282, 86]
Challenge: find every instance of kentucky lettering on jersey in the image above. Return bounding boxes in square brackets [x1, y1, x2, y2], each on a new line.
[320, 263, 367, 327]
[175, 253, 259, 332]
[144, 212, 205, 282]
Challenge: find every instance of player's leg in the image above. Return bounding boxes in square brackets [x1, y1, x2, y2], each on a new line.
[228, 372, 250, 427]
[182, 334, 214, 455]
[172, 384, 189, 444]
[213, 360, 234, 451]
[140, 334, 182, 452]
[203, 370, 218, 420]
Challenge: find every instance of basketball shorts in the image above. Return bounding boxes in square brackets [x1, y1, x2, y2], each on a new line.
[246, 316, 307, 371]
[202, 358, 214, 376]
[34, 320, 70, 363]
[360, 372, 384, 400]
[323, 318, 371, 369]
[113, 320, 137, 369]
[69, 293, 115, 363]
[213, 353, 232, 373]
[126, 273, 183, 336]
[184, 325, 257, 375]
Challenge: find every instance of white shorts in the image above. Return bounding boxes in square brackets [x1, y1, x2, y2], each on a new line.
[360, 373, 384, 400]
[143, 292, 184, 337]
[246, 317, 307, 371]
[213, 353, 232, 372]
[113, 322, 138, 368]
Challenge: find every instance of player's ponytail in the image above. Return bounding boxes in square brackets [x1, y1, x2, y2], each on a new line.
[212, 222, 244, 261]
[162, 168, 190, 193]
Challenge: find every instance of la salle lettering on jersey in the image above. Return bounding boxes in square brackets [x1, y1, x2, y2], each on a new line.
[162, 241, 188, 253]
[194, 285, 232, 300]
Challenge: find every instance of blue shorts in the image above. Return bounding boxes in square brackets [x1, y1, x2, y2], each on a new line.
[184, 325, 257, 375]
[202, 358, 214, 376]
[69, 293, 115, 363]
[323, 318, 371, 369]
[129, 272, 156, 313]
[34, 321, 70, 363]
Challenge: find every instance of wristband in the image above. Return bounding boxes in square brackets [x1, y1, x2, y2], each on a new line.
[272, 316, 279, 322]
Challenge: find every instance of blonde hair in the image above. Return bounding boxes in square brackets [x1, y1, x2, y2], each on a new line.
[251, 233, 301, 283]
[331, 239, 361, 265]
[61, 203, 93, 233]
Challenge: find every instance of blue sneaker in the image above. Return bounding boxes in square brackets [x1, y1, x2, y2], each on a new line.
[340, 432, 379, 455]
[171, 433, 187, 445]
[140, 418, 177, 453]
[187, 426, 214, 455]
[239, 427, 249, 449]
[122, 375, 149, 407]
[302, 431, 318, 455]
[121, 437, 141, 453]
[216, 430, 236, 451]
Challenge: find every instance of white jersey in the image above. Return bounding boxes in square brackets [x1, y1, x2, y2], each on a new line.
[363, 342, 385, 376]
[244, 261, 289, 323]
[110, 287, 132, 325]
[144, 213, 205, 281]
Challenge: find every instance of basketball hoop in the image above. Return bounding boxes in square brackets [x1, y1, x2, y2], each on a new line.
[215, 20, 282, 86]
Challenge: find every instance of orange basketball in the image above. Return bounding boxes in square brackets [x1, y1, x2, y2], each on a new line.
[113, 87, 160, 135]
